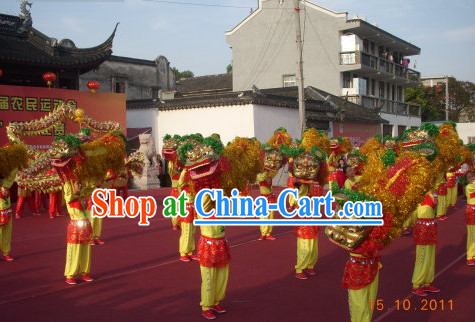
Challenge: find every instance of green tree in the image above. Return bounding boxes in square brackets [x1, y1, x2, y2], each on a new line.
[226, 63, 232, 74]
[406, 78, 475, 122]
[405, 85, 442, 121]
[172, 67, 194, 81]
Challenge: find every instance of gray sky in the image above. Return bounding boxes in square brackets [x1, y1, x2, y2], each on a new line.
[2, 0, 475, 82]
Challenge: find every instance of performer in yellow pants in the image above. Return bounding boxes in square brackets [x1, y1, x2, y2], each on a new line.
[169, 161, 181, 230]
[198, 217, 231, 320]
[465, 172, 475, 265]
[436, 175, 448, 220]
[289, 183, 322, 279]
[344, 253, 381, 322]
[446, 170, 457, 208]
[178, 204, 197, 261]
[84, 181, 104, 246]
[411, 193, 440, 296]
[257, 172, 277, 240]
[64, 181, 93, 285]
[295, 232, 318, 275]
[0, 170, 16, 261]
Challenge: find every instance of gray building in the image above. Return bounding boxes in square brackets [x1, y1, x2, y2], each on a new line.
[79, 55, 175, 100]
[226, 0, 422, 137]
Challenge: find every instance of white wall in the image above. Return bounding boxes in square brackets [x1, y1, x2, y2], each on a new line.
[381, 113, 421, 136]
[156, 104, 255, 153]
[253, 104, 300, 142]
[457, 123, 475, 144]
[253, 104, 300, 186]
[126, 108, 159, 150]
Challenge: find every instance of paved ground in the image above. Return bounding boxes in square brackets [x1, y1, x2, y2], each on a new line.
[0, 188, 473, 322]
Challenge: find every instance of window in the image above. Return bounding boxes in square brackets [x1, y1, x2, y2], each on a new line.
[379, 81, 385, 98]
[112, 77, 126, 93]
[342, 72, 352, 88]
[283, 74, 296, 87]
[371, 79, 375, 96]
[363, 77, 369, 95]
[468, 137, 475, 144]
[398, 125, 406, 137]
[383, 124, 393, 137]
[363, 39, 369, 53]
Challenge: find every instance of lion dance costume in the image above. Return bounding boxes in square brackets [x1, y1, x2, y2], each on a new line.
[177, 134, 261, 320]
[257, 127, 291, 240]
[282, 129, 330, 280]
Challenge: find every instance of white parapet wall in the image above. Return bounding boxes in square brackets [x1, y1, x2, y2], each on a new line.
[456, 123, 475, 144]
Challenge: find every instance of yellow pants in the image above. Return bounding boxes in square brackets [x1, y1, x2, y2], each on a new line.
[411, 244, 435, 288]
[90, 217, 103, 239]
[447, 187, 457, 207]
[348, 271, 380, 322]
[64, 243, 91, 278]
[179, 222, 196, 256]
[436, 195, 447, 217]
[260, 210, 274, 236]
[468, 225, 475, 260]
[0, 216, 12, 256]
[295, 237, 318, 273]
[171, 216, 179, 227]
[200, 265, 229, 310]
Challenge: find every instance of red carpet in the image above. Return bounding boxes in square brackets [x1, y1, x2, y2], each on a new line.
[0, 189, 473, 322]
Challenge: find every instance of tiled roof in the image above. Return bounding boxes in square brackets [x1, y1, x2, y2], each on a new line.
[175, 73, 232, 96]
[0, 13, 116, 71]
[127, 74, 386, 124]
[306, 87, 388, 124]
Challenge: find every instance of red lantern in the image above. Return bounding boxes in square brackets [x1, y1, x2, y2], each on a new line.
[87, 80, 100, 93]
[42, 72, 56, 88]
[0, 68, 3, 78]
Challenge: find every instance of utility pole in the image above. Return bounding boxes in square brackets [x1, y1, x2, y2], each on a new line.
[445, 76, 449, 121]
[293, 0, 306, 135]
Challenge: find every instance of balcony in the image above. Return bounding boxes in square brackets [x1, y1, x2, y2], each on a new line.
[340, 51, 420, 85]
[345, 94, 421, 117]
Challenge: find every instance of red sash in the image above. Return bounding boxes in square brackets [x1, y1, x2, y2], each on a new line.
[413, 218, 437, 245]
[437, 183, 447, 196]
[294, 226, 318, 239]
[0, 208, 12, 226]
[420, 194, 436, 208]
[261, 193, 277, 203]
[197, 235, 231, 268]
[68, 199, 83, 210]
[66, 220, 92, 244]
[466, 205, 475, 225]
[328, 171, 337, 181]
[170, 187, 180, 198]
[259, 179, 272, 190]
[342, 255, 380, 290]
[178, 202, 196, 224]
[446, 175, 456, 188]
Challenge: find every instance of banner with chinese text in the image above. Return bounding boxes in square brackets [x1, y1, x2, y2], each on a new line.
[0, 85, 126, 149]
